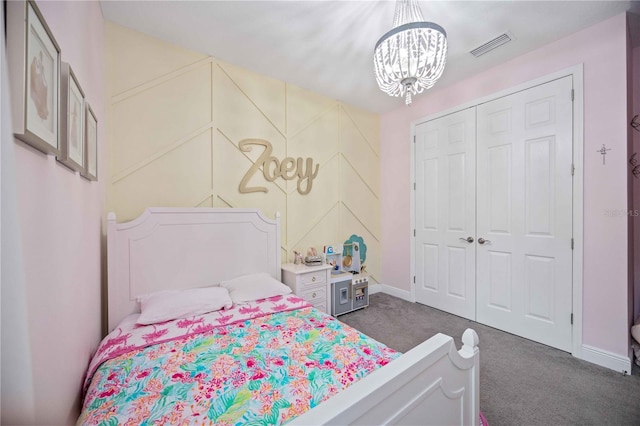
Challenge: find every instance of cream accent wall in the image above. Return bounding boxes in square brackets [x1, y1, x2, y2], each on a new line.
[105, 22, 381, 283]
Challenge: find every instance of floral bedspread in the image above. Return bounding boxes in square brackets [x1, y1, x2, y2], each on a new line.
[82, 295, 312, 392]
[79, 297, 400, 425]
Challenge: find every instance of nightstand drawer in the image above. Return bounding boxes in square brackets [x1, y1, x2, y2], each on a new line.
[312, 301, 327, 313]
[300, 285, 326, 303]
[300, 271, 326, 287]
[281, 263, 331, 317]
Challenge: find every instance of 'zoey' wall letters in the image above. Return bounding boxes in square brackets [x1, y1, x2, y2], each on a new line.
[238, 139, 319, 195]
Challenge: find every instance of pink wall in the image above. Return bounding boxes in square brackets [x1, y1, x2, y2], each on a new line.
[381, 14, 629, 356]
[8, 1, 105, 423]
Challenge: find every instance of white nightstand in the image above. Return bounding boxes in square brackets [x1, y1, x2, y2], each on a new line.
[281, 263, 331, 313]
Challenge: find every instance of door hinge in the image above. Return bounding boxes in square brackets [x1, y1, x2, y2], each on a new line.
[413, 276, 416, 283]
[413, 182, 416, 190]
[413, 135, 416, 143]
[571, 238, 574, 250]
[413, 229, 416, 237]
[571, 313, 574, 325]
[571, 164, 575, 176]
[570, 89, 574, 101]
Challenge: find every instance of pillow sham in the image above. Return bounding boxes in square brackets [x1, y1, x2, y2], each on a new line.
[117, 313, 141, 330]
[136, 286, 232, 325]
[632, 315, 640, 345]
[220, 272, 292, 304]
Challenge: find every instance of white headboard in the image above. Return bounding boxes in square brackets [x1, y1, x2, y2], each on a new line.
[107, 208, 281, 331]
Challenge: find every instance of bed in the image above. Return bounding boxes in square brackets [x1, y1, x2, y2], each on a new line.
[79, 208, 480, 425]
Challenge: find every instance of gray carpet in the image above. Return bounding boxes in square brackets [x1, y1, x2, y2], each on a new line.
[338, 293, 640, 426]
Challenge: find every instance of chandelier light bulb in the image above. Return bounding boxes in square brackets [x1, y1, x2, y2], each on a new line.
[374, 0, 447, 106]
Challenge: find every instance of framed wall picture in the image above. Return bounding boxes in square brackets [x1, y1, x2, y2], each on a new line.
[7, 0, 61, 155]
[57, 62, 85, 172]
[82, 104, 98, 181]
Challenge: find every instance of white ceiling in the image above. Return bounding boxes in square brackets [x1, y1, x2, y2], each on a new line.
[101, 0, 639, 113]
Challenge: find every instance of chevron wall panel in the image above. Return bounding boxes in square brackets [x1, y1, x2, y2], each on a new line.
[106, 23, 381, 283]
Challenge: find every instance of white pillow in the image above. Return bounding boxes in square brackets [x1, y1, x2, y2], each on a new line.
[220, 272, 292, 304]
[632, 315, 640, 345]
[116, 313, 141, 330]
[136, 286, 232, 325]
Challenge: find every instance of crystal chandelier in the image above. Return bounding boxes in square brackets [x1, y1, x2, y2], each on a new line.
[374, 0, 447, 105]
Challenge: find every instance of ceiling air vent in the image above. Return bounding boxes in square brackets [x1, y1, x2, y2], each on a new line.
[470, 32, 513, 58]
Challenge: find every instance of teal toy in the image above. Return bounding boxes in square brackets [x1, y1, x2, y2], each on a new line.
[343, 234, 367, 264]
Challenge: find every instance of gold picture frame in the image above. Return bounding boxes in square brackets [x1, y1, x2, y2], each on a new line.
[7, 0, 61, 155]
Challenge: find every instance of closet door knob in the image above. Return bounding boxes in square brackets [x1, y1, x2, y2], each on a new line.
[459, 237, 474, 243]
[478, 238, 491, 245]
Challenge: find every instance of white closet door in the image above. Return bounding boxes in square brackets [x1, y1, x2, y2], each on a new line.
[415, 108, 476, 320]
[476, 76, 573, 351]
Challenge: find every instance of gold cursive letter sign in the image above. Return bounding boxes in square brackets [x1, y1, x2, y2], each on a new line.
[238, 139, 319, 195]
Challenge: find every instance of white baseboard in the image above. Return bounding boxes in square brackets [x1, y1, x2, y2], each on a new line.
[368, 283, 383, 295]
[370, 284, 634, 374]
[581, 344, 632, 374]
[373, 283, 413, 302]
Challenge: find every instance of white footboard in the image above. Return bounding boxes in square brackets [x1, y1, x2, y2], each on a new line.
[290, 329, 480, 426]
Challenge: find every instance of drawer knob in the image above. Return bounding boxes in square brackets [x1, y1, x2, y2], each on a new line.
[312, 276, 316, 282]
[312, 292, 317, 298]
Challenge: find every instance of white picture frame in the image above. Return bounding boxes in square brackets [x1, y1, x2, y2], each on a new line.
[82, 104, 98, 181]
[7, 0, 61, 155]
[57, 62, 85, 172]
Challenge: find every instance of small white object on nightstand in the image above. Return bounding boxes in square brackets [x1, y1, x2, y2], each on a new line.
[281, 263, 331, 313]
